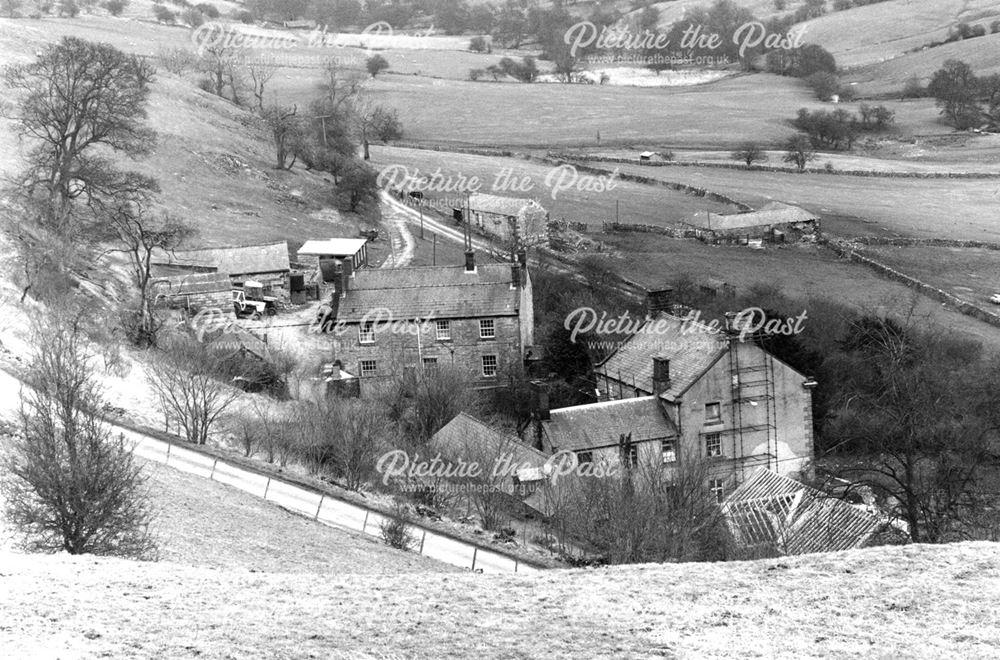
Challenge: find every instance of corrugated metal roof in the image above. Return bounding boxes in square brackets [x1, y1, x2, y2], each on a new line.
[153, 241, 290, 276]
[152, 272, 232, 297]
[722, 468, 888, 556]
[297, 238, 368, 257]
[595, 313, 728, 400]
[686, 202, 819, 232]
[335, 262, 522, 322]
[542, 396, 677, 452]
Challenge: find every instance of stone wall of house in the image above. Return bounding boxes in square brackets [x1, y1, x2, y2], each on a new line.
[329, 314, 526, 393]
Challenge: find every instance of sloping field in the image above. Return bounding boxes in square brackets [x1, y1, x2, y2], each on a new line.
[368, 146, 741, 227]
[2, 542, 999, 658]
[799, 0, 1000, 69]
[846, 32, 1000, 97]
[599, 161, 1000, 241]
[335, 73, 817, 148]
[596, 234, 1000, 355]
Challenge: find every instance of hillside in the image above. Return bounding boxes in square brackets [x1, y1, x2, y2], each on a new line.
[3, 541, 999, 658]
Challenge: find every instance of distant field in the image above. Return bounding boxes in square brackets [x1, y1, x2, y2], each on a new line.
[286, 72, 824, 149]
[593, 234, 1000, 355]
[368, 146, 741, 228]
[857, 244, 1000, 309]
[4, 542, 1000, 658]
[846, 33, 1000, 97]
[592, 161, 1000, 241]
[800, 0, 1000, 69]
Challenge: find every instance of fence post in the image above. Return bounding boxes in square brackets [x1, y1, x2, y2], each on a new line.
[263, 477, 272, 500]
[419, 530, 426, 555]
[210, 457, 218, 481]
[315, 495, 325, 521]
[362, 511, 370, 534]
[165, 441, 172, 466]
[471, 547, 478, 572]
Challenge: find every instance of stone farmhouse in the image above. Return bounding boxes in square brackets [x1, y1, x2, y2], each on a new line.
[531, 302, 816, 502]
[684, 202, 819, 244]
[322, 250, 534, 395]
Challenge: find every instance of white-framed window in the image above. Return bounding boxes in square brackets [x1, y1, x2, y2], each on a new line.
[710, 478, 726, 503]
[705, 433, 722, 458]
[705, 402, 721, 422]
[479, 318, 495, 339]
[661, 440, 677, 464]
[360, 360, 377, 377]
[359, 321, 375, 344]
[422, 357, 438, 372]
[481, 354, 498, 377]
[576, 451, 593, 465]
[435, 319, 451, 341]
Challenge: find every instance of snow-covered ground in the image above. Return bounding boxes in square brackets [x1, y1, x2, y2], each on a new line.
[537, 67, 733, 87]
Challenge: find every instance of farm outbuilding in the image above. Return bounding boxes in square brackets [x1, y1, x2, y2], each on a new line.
[684, 202, 820, 243]
[296, 238, 369, 283]
[151, 272, 234, 317]
[467, 193, 548, 244]
[152, 241, 291, 294]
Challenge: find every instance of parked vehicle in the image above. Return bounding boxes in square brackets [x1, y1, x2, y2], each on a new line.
[989, 294, 1000, 305]
[233, 281, 277, 318]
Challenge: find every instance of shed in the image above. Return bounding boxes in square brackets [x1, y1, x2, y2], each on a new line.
[152, 241, 291, 293]
[297, 238, 369, 273]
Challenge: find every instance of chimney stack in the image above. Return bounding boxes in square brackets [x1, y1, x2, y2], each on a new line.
[517, 249, 527, 267]
[465, 250, 476, 272]
[511, 262, 521, 288]
[332, 261, 345, 299]
[646, 286, 674, 317]
[531, 380, 550, 421]
[652, 357, 671, 394]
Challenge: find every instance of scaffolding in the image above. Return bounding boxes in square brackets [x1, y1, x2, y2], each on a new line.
[726, 332, 778, 482]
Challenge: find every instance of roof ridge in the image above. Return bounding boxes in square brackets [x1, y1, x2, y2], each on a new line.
[549, 396, 657, 414]
[173, 240, 288, 253]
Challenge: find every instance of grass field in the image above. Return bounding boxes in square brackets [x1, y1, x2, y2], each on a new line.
[368, 145, 741, 228]
[846, 32, 1000, 97]
[3, 541, 999, 658]
[800, 0, 1000, 69]
[592, 160, 1000, 241]
[592, 233, 1000, 355]
[856, 244, 1000, 309]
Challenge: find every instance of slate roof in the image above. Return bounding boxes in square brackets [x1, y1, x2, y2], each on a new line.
[152, 272, 232, 297]
[722, 468, 890, 557]
[431, 413, 549, 483]
[542, 396, 678, 452]
[595, 313, 728, 401]
[468, 193, 545, 217]
[297, 238, 368, 257]
[334, 262, 522, 322]
[685, 202, 819, 232]
[152, 241, 290, 276]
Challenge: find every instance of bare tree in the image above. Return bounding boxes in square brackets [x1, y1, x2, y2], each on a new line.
[262, 104, 303, 170]
[1, 315, 155, 558]
[297, 398, 390, 491]
[377, 364, 482, 448]
[783, 135, 816, 171]
[104, 201, 194, 347]
[245, 56, 276, 111]
[147, 336, 240, 445]
[353, 95, 403, 160]
[732, 141, 768, 168]
[2, 37, 157, 237]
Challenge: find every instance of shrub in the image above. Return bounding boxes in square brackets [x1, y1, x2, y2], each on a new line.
[469, 68, 483, 81]
[193, 1, 216, 18]
[902, 74, 925, 98]
[103, 0, 126, 15]
[57, 0, 78, 16]
[469, 36, 489, 53]
[992, 20, 1000, 34]
[832, 0, 852, 9]
[152, 3, 174, 22]
[180, 6, 202, 26]
[1, 318, 155, 559]
[366, 54, 389, 77]
[380, 501, 416, 551]
[233, 8, 252, 23]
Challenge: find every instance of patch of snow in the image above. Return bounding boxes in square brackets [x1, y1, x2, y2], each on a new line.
[536, 67, 732, 87]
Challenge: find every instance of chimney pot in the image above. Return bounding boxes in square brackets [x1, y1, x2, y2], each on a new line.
[646, 286, 674, 317]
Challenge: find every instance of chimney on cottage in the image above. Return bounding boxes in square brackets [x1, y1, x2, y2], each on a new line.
[465, 250, 476, 272]
[652, 357, 671, 394]
[332, 259, 352, 299]
[517, 249, 527, 267]
[646, 287, 674, 317]
[511, 262, 521, 288]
